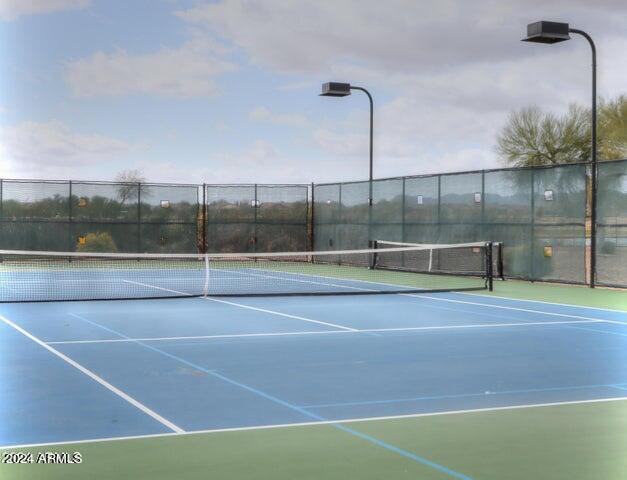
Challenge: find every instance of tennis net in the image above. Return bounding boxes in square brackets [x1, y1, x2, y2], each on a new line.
[373, 240, 503, 280]
[0, 243, 494, 302]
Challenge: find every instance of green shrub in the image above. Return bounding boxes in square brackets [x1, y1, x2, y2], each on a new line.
[76, 232, 118, 253]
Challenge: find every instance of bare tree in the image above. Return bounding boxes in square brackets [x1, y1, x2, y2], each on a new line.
[114, 169, 151, 204]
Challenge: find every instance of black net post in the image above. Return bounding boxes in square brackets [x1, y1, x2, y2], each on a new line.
[370, 240, 379, 269]
[486, 241, 494, 291]
[496, 243, 505, 280]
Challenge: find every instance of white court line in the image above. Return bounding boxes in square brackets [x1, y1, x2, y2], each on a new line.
[207, 297, 358, 331]
[3, 395, 626, 451]
[402, 294, 626, 325]
[235, 266, 627, 320]
[48, 329, 345, 344]
[460, 291, 627, 314]
[124, 278, 618, 332]
[267, 269, 625, 324]
[0, 313, 184, 434]
[225, 267, 626, 324]
[122, 280, 357, 332]
[47, 319, 603, 345]
[237, 266, 405, 293]
[233, 268, 374, 292]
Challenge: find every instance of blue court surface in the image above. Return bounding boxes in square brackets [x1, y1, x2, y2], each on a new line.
[1, 290, 626, 449]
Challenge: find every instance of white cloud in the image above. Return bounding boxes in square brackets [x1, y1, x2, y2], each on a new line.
[177, 0, 627, 75]
[173, 0, 626, 179]
[277, 79, 319, 92]
[132, 139, 304, 184]
[304, 33, 626, 179]
[249, 106, 309, 127]
[65, 43, 237, 98]
[312, 129, 367, 157]
[0, 121, 132, 178]
[5, 1, 625, 184]
[0, 0, 89, 21]
[207, 139, 295, 182]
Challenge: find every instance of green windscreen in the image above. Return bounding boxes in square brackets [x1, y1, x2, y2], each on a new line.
[404, 176, 439, 244]
[139, 184, 199, 253]
[0, 180, 70, 252]
[205, 184, 308, 253]
[70, 182, 140, 253]
[597, 159, 627, 287]
[339, 181, 370, 250]
[313, 162, 596, 285]
[372, 178, 403, 243]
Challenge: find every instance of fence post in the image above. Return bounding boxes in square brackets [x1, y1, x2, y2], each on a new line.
[253, 184, 258, 253]
[401, 177, 406, 243]
[530, 169, 535, 281]
[0, 180, 2, 249]
[338, 183, 342, 250]
[481, 170, 486, 242]
[589, 162, 597, 287]
[202, 184, 207, 254]
[436, 175, 442, 243]
[68, 180, 73, 252]
[137, 183, 141, 253]
[309, 182, 315, 251]
[368, 181, 373, 249]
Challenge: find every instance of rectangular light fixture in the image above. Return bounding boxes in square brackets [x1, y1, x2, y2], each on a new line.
[320, 82, 351, 97]
[523, 21, 571, 44]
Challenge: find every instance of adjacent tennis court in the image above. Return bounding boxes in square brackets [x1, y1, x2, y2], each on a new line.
[1, 260, 626, 479]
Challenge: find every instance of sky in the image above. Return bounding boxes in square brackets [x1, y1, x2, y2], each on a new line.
[0, 0, 625, 184]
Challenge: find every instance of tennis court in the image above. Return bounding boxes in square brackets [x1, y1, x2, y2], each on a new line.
[1, 246, 626, 479]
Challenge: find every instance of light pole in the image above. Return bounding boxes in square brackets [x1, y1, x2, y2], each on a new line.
[320, 82, 374, 248]
[522, 21, 598, 288]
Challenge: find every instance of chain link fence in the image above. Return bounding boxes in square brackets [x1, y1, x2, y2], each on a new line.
[314, 160, 627, 287]
[204, 184, 309, 253]
[0, 181, 310, 255]
[597, 159, 627, 287]
[0, 159, 625, 287]
[0, 180, 200, 254]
